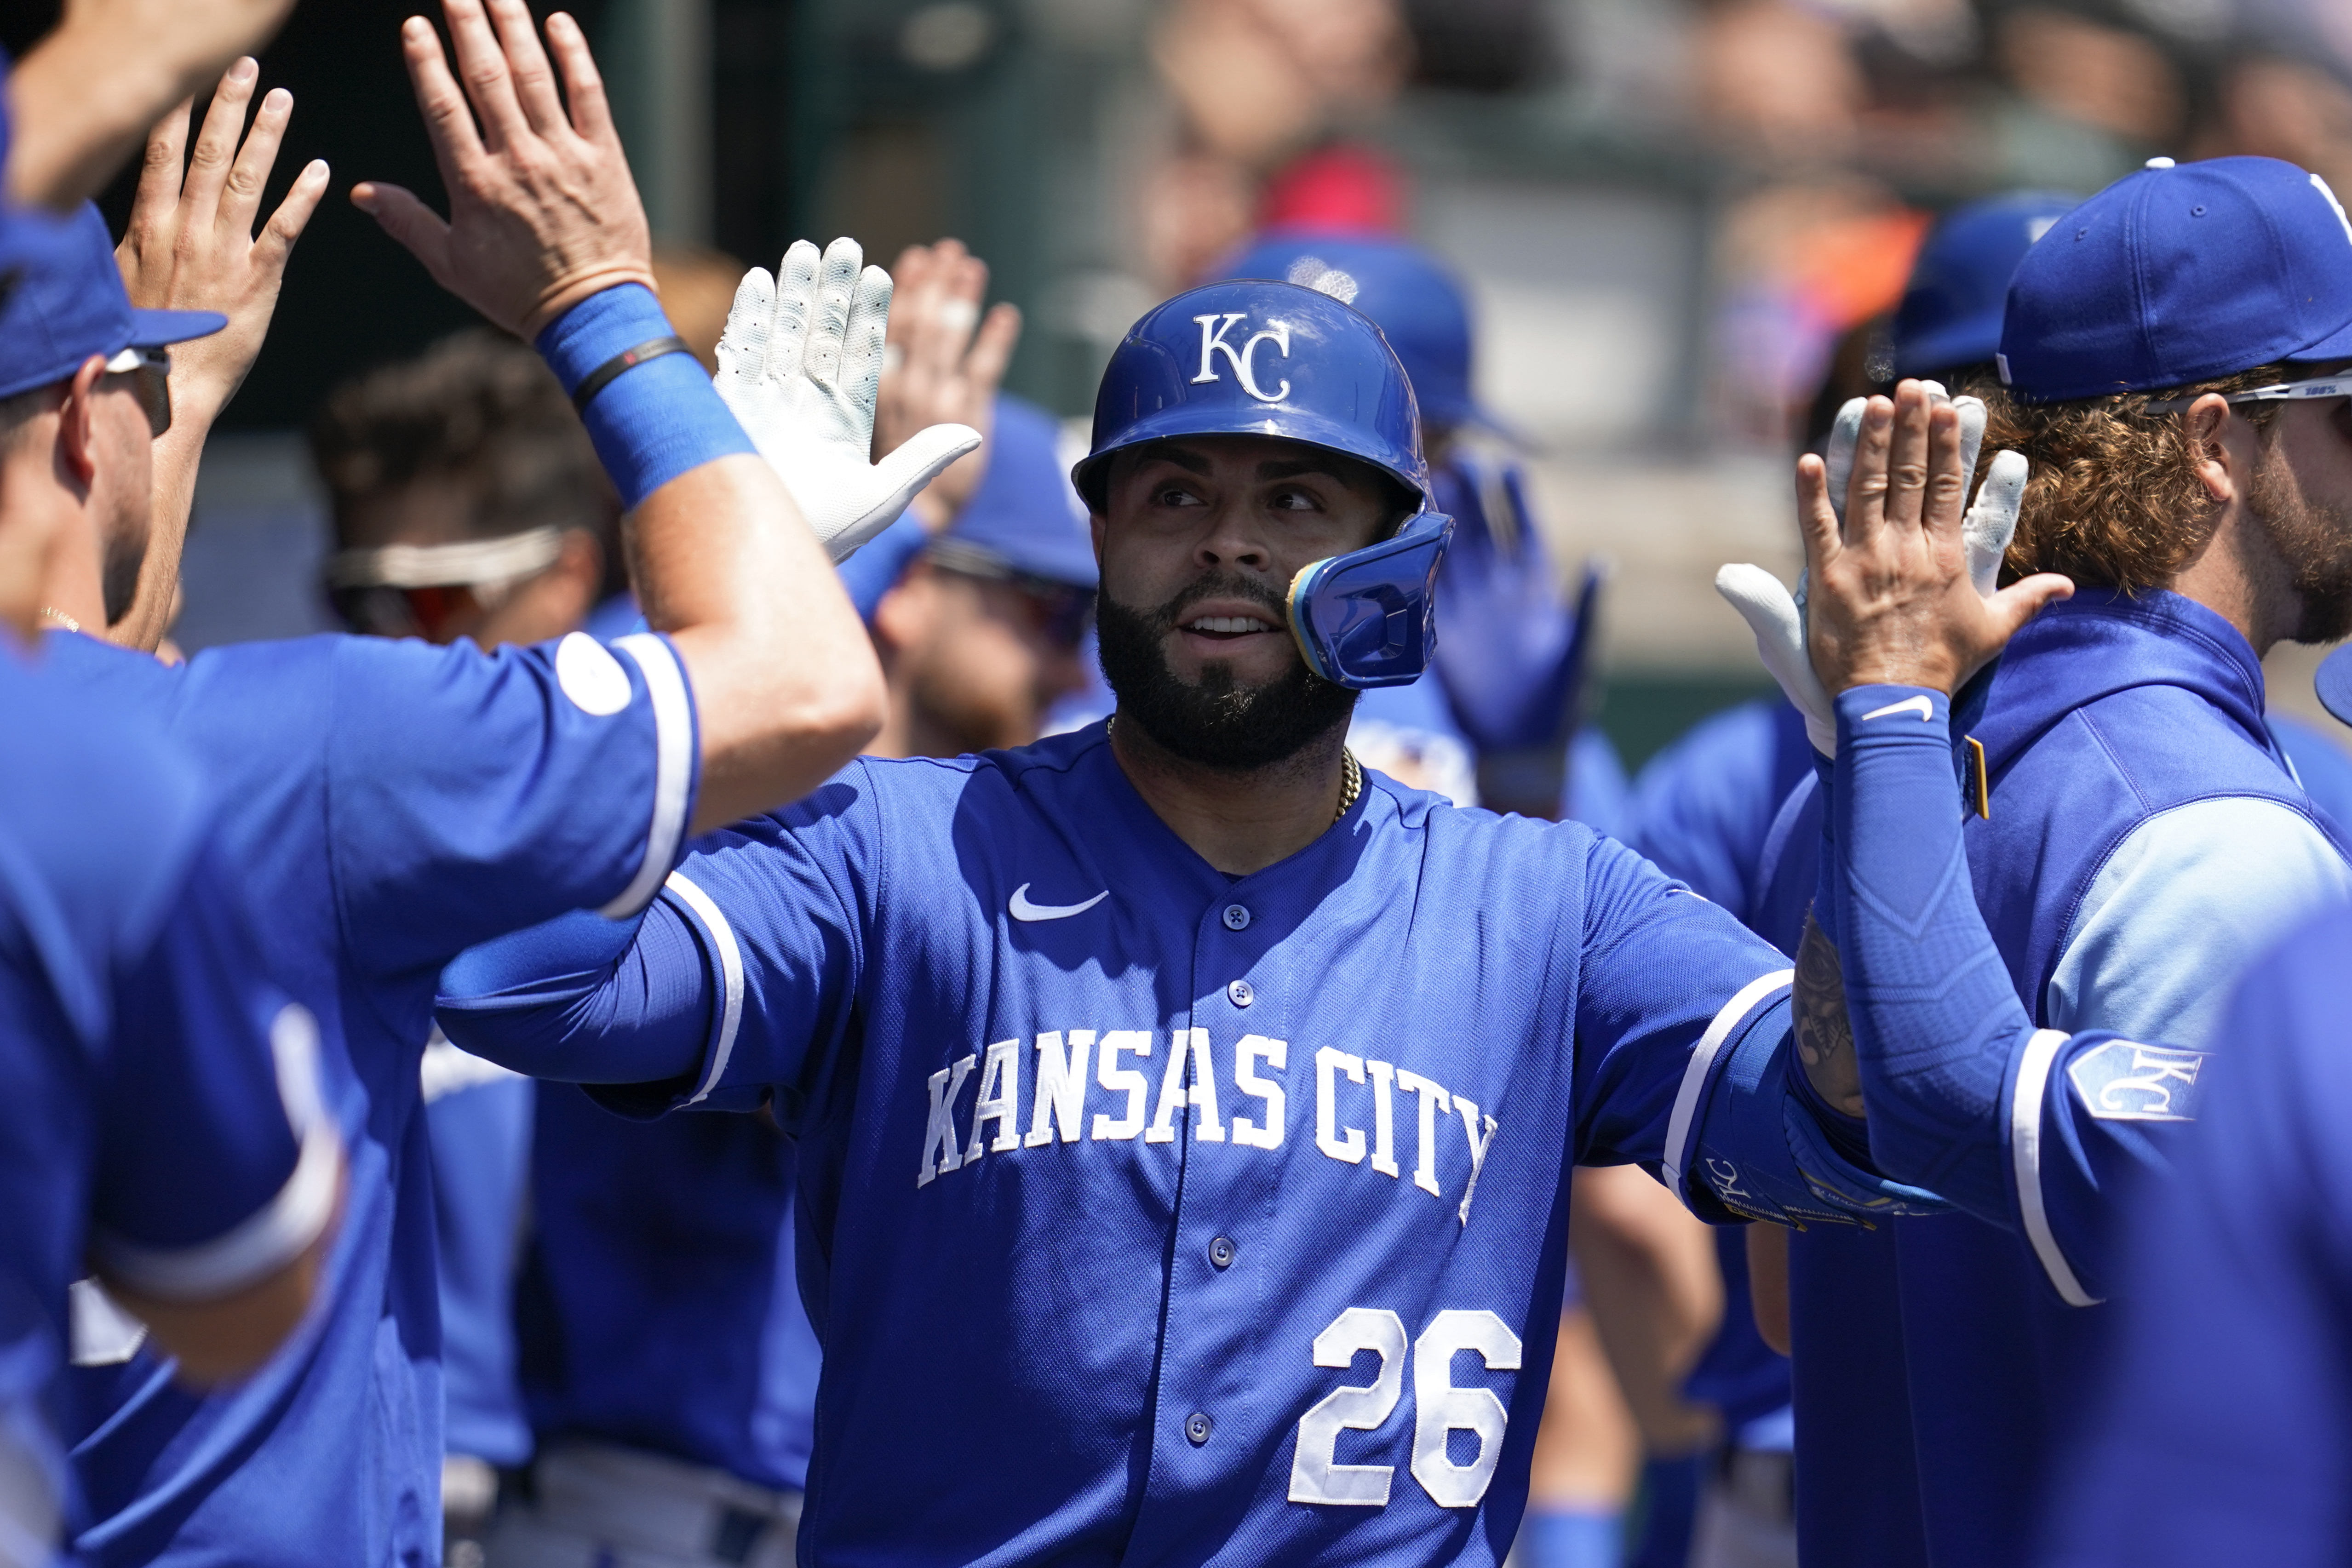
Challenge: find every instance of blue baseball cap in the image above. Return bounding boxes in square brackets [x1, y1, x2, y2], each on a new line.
[1999, 157, 2352, 402]
[931, 394, 1097, 589]
[1211, 230, 1492, 432]
[1892, 191, 2083, 377]
[0, 203, 227, 402]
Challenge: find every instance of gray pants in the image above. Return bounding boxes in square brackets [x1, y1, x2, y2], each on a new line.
[486, 1442, 801, 1568]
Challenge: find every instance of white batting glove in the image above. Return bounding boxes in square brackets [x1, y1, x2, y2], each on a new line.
[714, 237, 981, 562]
[1715, 383, 2027, 756]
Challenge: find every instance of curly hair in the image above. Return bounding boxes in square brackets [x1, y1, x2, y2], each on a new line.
[311, 329, 618, 555]
[1975, 363, 2294, 593]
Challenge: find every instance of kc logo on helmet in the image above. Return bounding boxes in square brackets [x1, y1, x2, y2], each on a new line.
[1192, 313, 1293, 403]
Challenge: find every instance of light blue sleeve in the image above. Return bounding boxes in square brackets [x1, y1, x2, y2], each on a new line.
[2047, 798, 2352, 1048]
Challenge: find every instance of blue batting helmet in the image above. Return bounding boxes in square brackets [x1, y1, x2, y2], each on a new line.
[1073, 278, 1453, 689]
[1214, 230, 1492, 432]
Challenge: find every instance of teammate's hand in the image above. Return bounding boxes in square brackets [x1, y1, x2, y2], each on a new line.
[4, 0, 299, 209]
[1716, 382, 2041, 751]
[874, 240, 1022, 532]
[352, 0, 656, 338]
[715, 238, 983, 562]
[115, 62, 329, 437]
[1798, 380, 2071, 696]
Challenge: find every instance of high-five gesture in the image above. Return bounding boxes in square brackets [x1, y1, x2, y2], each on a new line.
[1795, 382, 2071, 698]
[353, 0, 655, 338]
[715, 238, 982, 562]
[1717, 382, 2042, 751]
[112, 59, 328, 655]
[875, 239, 1022, 531]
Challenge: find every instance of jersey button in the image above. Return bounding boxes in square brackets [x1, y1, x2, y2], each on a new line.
[1209, 1235, 1236, 1269]
[1185, 1411, 1214, 1446]
[1227, 979, 1254, 1007]
[1222, 904, 1251, 931]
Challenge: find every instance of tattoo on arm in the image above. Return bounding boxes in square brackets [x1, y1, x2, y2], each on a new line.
[1794, 907, 1865, 1117]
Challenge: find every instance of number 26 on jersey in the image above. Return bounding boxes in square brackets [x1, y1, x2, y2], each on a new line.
[1290, 1307, 1522, 1509]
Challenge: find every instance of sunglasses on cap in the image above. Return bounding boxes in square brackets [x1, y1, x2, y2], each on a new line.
[2142, 374, 2352, 413]
[924, 537, 1096, 651]
[102, 344, 171, 438]
[324, 526, 568, 642]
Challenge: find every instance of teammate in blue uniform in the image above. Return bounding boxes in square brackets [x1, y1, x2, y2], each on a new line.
[0, 6, 957, 1559]
[434, 270, 1949, 1567]
[1210, 232, 1625, 831]
[1716, 158, 2352, 1568]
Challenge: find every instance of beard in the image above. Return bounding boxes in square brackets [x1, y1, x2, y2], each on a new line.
[1095, 570, 1356, 772]
[2250, 442, 2352, 644]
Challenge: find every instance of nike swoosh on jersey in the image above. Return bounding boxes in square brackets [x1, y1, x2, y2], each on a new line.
[1860, 694, 1935, 722]
[1008, 884, 1110, 922]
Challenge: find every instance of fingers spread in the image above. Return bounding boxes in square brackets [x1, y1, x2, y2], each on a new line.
[257, 159, 332, 266]
[1822, 397, 1864, 530]
[223, 88, 295, 236]
[717, 265, 778, 381]
[806, 237, 864, 387]
[440, 0, 531, 152]
[1845, 395, 1894, 544]
[771, 240, 822, 379]
[350, 182, 453, 281]
[964, 302, 1023, 394]
[542, 14, 616, 144]
[483, 0, 568, 137]
[841, 264, 895, 418]
[1883, 381, 1934, 534]
[182, 57, 261, 228]
[400, 15, 485, 183]
[128, 100, 195, 238]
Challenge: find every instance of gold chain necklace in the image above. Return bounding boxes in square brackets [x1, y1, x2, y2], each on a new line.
[38, 606, 80, 633]
[1108, 715, 1361, 826]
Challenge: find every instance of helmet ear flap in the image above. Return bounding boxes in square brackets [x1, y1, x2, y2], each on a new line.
[1286, 510, 1454, 688]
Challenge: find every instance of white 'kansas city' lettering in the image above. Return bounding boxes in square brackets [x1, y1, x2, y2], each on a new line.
[915, 1029, 1498, 1222]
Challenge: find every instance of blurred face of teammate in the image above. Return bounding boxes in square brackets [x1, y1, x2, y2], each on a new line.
[341, 478, 602, 649]
[872, 561, 1092, 754]
[84, 367, 160, 626]
[2245, 388, 2352, 643]
[1092, 434, 1390, 770]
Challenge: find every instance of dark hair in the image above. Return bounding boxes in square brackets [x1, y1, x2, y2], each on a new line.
[1979, 362, 2295, 594]
[310, 329, 623, 593]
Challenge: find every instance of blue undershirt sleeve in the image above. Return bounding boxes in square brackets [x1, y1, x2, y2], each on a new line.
[436, 899, 714, 1091]
[1830, 684, 2204, 1305]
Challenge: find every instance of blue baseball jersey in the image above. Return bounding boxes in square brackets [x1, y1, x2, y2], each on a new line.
[1631, 699, 1813, 928]
[422, 1044, 534, 1468]
[0, 655, 330, 1561]
[42, 624, 696, 1568]
[2037, 901, 2352, 1568]
[436, 723, 1937, 1567]
[517, 1088, 819, 1492]
[1759, 594, 2350, 1568]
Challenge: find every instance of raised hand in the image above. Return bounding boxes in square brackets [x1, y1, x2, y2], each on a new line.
[1716, 382, 2039, 751]
[116, 61, 329, 433]
[874, 239, 1022, 531]
[352, 0, 656, 338]
[5, 0, 301, 208]
[715, 238, 981, 562]
[1798, 381, 2071, 697]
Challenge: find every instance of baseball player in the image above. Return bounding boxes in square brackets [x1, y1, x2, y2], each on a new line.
[435, 270, 1950, 1567]
[1673, 188, 2081, 1568]
[1716, 156, 2352, 1568]
[0, 152, 339, 1565]
[1210, 232, 1624, 829]
[6, 9, 977, 1564]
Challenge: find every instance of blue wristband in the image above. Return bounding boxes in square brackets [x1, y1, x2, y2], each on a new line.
[536, 284, 755, 509]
